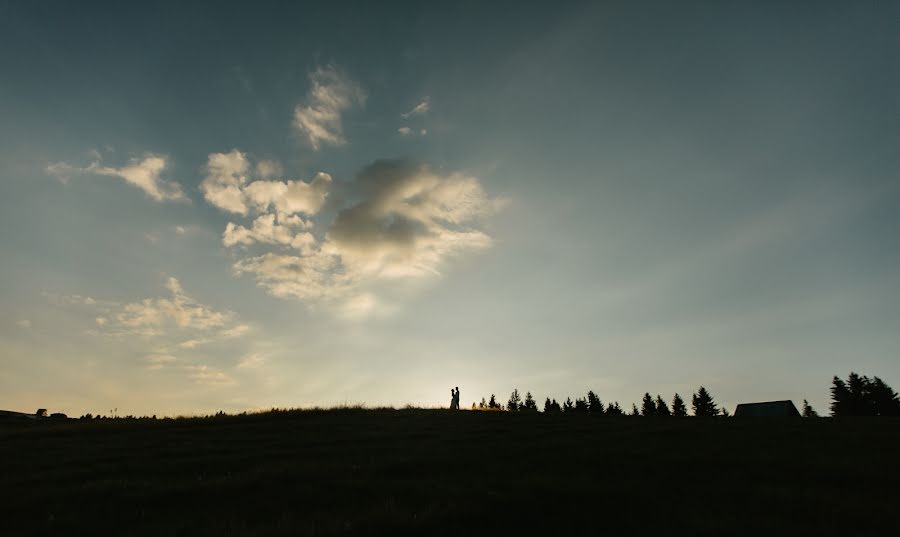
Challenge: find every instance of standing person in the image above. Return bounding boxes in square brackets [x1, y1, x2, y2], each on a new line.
[454, 387, 460, 410]
[450, 388, 457, 410]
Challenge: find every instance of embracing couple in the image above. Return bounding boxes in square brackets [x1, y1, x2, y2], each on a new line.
[449, 387, 460, 410]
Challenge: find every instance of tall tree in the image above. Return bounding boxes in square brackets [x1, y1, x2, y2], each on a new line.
[563, 397, 575, 412]
[655, 395, 671, 417]
[605, 402, 623, 416]
[801, 399, 818, 417]
[522, 391, 538, 412]
[830, 376, 851, 416]
[870, 377, 900, 416]
[574, 397, 589, 412]
[832, 373, 900, 416]
[641, 393, 656, 416]
[630, 403, 640, 416]
[691, 386, 719, 417]
[587, 391, 603, 414]
[543, 397, 553, 413]
[507, 389, 522, 412]
[671, 394, 687, 417]
[488, 394, 499, 410]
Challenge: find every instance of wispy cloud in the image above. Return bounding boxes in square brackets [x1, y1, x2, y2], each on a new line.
[46, 154, 187, 202]
[184, 364, 235, 386]
[293, 65, 365, 150]
[401, 98, 429, 119]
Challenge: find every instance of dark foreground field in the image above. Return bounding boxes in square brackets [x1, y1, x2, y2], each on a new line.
[1, 410, 898, 536]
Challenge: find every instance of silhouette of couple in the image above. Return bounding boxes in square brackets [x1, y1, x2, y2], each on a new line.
[449, 387, 460, 410]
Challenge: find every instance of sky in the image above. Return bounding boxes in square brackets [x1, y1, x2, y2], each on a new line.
[1, 2, 898, 416]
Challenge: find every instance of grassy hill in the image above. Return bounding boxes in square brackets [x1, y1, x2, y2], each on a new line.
[1, 409, 898, 536]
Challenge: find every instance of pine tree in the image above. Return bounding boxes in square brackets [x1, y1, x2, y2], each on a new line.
[543, 397, 553, 413]
[479, 397, 487, 410]
[801, 399, 818, 417]
[563, 397, 575, 412]
[522, 391, 538, 411]
[655, 395, 670, 417]
[488, 394, 499, 409]
[832, 373, 900, 416]
[630, 403, 640, 416]
[830, 376, 850, 416]
[587, 391, 603, 414]
[870, 376, 900, 416]
[605, 402, 623, 416]
[672, 393, 687, 417]
[641, 392, 656, 416]
[691, 386, 719, 417]
[507, 389, 522, 412]
[574, 397, 589, 412]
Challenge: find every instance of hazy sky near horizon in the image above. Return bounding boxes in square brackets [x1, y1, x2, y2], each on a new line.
[1, 2, 899, 416]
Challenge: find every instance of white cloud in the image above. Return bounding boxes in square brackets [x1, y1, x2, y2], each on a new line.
[398, 127, 427, 137]
[144, 353, 177, 371]
[80, 277, 244, 340]
[45, 162, 76, 184]
[401, 98, 430, 119]
[200, 150, 252, 215]
[185, 365, 235, 386]
[293, 65, 365, 150]
[201, 150, 332, 217]
[223, 214, 315, 251]
[225, 159, 504, 317]
[16, 319, 32, 329]
[255, 159, 283, 178]
[236, 352, 266, 369]
[46, 155, 186, 202]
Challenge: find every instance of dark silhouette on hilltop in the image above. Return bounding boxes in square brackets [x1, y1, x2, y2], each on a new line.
[801, 399, 819, 417]
[831, 373, 900, 416]
[507, 389, 521, 411]
[692, 387, 719, 417]
[734, 400, 800, 417]
[672, 394, 687, 417]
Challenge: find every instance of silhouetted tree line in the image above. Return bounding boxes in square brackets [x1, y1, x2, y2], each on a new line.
[475, 386, 725, 417]
[473, 374, 900, 418]
[830, 372, 900, 417]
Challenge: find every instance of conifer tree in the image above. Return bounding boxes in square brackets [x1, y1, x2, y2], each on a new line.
[574, 397, 589, 412]
[641, 392, 656, 416]
[630, 403, 640, 416]
[870, 376, 900, 416]
[543, 397, 553, 413]
[522, 391, 538, 411]
[801, 399, 818, 417]
[563, 397, 575, 412]
[672, 393, 687, 417]
[488, 394, 499, 409]
[587, 391, 603, 413]
[507, 389, 522, 412]
[655, 395, 670, 417]
[691, 386, 719, 416]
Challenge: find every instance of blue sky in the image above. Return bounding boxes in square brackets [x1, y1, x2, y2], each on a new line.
[1, 2, 899, 416]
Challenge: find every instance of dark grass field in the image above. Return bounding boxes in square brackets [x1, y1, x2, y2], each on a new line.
[1, 410, 898, 536]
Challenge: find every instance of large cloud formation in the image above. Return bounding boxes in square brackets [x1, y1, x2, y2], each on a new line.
[208, 152, 503, 317]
